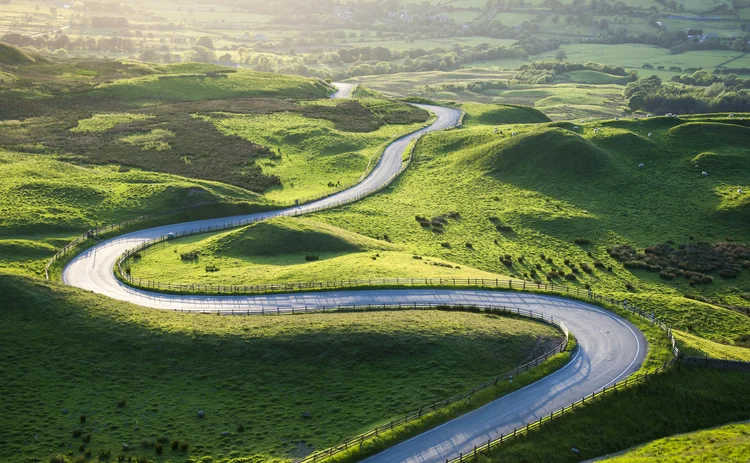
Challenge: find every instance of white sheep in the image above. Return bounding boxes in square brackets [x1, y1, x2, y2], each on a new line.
[511, 132, 517, 136]
[647, 133, 652, 138]
[580, 120, 585, 123]
[593, 128, 600, 133]
[573, 126, 579, 131]
[702, 171, 708, 176]
[729, 114, 734, 118]
[739, 189, 744, 194]
[638, 163, 645, 168]
[615, 117, 620, 121]
[647, 113, 653, 117]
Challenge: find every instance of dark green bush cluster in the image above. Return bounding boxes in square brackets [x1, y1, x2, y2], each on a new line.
[304, 255, 319, 261]
[180, 251, 199, 262]
[609, 241, 749, 284]
[205, 265, 220, 272]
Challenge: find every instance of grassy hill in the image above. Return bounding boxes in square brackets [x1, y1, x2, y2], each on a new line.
[592, 421, 750, 463]
[128, 217, 507, 287]
[0, 41, 43, 65]
[0, 273, 563, 463]
[300, 107, 750, 349]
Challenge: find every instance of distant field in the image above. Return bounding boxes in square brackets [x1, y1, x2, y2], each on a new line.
[0, 273, 563, 463]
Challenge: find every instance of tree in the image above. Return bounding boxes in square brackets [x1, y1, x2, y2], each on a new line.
[732, 37, 745, 52]
[555, 49, 567, 61]
[196, 36, 214, 49]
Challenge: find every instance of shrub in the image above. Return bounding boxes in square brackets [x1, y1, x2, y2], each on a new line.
[141, 439, 154, 448]
[49, 456, 65, 463]
[535, 263, 542, 270]
[179, 441, 189, 452]
[574, 238, 591, 245]
[719, 268, 739, 278]
[156, 436, 169, 444]
[441, 242, 451, 248]
[625, 282, 636, 291]
[72, 429, 83, 438]
[237, 423, 245, 432]
[581, 263, 593, 274]
[84, 449, 91, 458]
[180, 251, 199, 262]
[117, 400, 126, 408]
[412, 255, 423, 260]
[594, 261, 605, 269]
[659, 270, 676, 280]
[565, 273, 577, 281]
[79, 443, 85, 451]
[155, 443, 163, 455]
[465, 242, 473, 249]
[546, 271, 557, 280]
[82, 433, 91, 443]
[205, 265, 220, 272]
[171, 440, 180, 450]
[80, 415, 86, 423]
[98, 450, 111, 459]
[136, 457, 148, 463]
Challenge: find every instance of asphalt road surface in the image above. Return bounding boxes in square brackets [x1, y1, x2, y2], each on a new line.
[62, 84, 646, 463]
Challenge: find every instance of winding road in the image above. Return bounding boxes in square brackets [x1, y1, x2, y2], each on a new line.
[62, 83, 646, 463]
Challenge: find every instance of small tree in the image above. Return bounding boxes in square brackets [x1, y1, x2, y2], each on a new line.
[555, 49, 567, 61]
[731, 37, 745, 52]
[196, 36, 214, 49]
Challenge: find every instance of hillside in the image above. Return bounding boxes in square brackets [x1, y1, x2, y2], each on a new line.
[0, 272, 562, 463]
[307, 108, 750, 348]
[128, 217, 508, 287]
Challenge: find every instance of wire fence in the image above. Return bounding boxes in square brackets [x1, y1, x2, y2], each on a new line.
[295, 304, 569, 463]
[442, 358, 679, 463]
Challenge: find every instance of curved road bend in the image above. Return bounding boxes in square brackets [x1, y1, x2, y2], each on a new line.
[62, 85, 646, 463]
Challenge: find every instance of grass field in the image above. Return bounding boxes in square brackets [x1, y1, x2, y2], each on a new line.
[299, 107, 750, 348]
[349, 71, 631, 120]
[593, 421, 750, 463]
[477, 367, 750, 463]
[0, 149, 267, 277]
[127, 217, 508, 286]
[0, 273, 564, 463]
[126, 104, 750, 352]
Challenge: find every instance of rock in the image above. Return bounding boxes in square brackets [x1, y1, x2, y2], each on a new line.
[197, 410, 206, 419]
[301, 412, 312, 420]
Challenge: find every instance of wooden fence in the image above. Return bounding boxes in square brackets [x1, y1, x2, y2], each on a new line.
[295, 304, 569, 463]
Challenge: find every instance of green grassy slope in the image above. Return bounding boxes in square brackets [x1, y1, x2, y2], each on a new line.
[302, 109, 750, 347]
[0, 149, 268, 276]
[0, 42, 41, 65]
[592, 421, 750, 463]
[0, 273, 562, 463]
[477, 368, 750, 463]
[128, 217, 508, 286]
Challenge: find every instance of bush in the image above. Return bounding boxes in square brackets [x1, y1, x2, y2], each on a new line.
[441, 242, 451, 248]
[98, 450, 111, 459]
[179, 442, 189, 452]
[49, 456, 65, 463]
[205, 265, 220, 272]
[171, 440, 179, 450]
[80, 415, 86, 423]
[141, 439, 154, 448]
[659, 270, 676, 280]
[155, 443, 163, 455]
[581, 263, 593, 274]
[82, 433, 91, 443]
[465, 242, 473, 249]
[625, 282, 636, 291]
[574, 238, 591, 245]
[72, 429, 83, 438]
[305, 255, 319, 261]
[117, 400, 126, 408]
[565, 273, 577, 281]
[180, 251, 199, 262]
